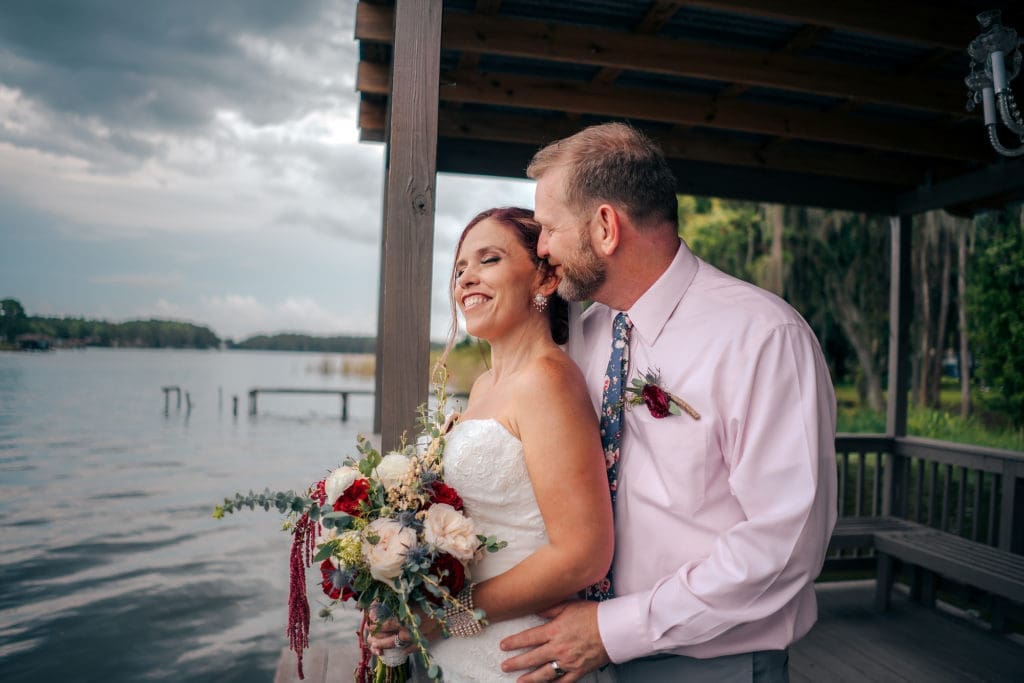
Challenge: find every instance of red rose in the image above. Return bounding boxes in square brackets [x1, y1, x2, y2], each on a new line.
[333, 478, 369, 516]
[426, 553, 466, 605]
[641, 384, 672, 418]
[320, 559, 356, 601]
[428, 482, 464, 511]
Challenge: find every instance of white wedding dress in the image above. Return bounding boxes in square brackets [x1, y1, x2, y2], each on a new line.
[427, 418, 605, 682]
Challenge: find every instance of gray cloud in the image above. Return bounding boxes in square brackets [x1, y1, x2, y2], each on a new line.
[274, 207, 380, 246]
[0, 0, 356, 167]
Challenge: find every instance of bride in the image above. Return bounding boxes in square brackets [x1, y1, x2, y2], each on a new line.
[367, 207, 614, 681]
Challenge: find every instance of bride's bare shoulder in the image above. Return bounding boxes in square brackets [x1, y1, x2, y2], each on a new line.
[515, 350, 589, 400]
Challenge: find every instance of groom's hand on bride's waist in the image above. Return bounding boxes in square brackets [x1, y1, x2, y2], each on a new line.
[499, 601, 609, 682]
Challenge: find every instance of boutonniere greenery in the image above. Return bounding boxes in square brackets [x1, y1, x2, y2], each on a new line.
[624, 368, 701, 420]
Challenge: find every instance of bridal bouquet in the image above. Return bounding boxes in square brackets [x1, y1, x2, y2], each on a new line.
[213, 378, 504, 682]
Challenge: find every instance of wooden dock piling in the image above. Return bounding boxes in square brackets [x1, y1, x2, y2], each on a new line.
[247, 388, 374, 421]
[161, 385, 182, 414]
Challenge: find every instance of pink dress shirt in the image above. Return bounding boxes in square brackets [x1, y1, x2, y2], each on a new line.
[577, 240, 837, 663]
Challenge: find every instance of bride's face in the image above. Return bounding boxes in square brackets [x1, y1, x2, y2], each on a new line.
[454, 218, 543, 341]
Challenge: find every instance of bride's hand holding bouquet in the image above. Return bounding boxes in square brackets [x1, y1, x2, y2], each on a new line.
[213, 379, 505, 682]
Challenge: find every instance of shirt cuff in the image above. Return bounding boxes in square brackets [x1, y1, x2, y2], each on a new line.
[596, 593, 650, 663]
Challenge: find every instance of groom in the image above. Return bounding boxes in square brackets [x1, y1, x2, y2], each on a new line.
[500, 123, 837, 681]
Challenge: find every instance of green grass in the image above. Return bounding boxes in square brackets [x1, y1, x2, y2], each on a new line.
[835, 382, 1024, 452]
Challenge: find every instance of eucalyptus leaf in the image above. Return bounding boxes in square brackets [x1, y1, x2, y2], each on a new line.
[313, 544, 335, 562]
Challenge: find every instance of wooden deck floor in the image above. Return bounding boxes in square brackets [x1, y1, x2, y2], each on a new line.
[276, 581, 1024, 682]
[792, 581, 1023, 682]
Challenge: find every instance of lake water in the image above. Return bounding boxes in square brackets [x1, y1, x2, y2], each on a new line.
[0, 348, 387, 681]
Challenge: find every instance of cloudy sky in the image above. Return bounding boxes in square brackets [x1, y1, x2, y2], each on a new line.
[0, 0, 535, 341]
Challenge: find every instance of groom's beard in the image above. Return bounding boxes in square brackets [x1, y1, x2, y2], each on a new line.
[557, 233, 607, 302]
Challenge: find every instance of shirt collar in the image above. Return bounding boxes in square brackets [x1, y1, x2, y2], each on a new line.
[622, 239, 698, 346]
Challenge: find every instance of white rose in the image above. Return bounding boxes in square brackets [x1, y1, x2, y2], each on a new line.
[376, 452, 413, 488]
[325, 466, 361, 505]
[423, 503, 478, 564]
[362, 518, 417, 585]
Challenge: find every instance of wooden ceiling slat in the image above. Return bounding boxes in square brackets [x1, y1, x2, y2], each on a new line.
[593, 0, 682, 86]
[356, 62, 983, 162]
[435, 136, 902, 213]
[359, 100, 933, 186]
[355, 3, 968, 117]
[897, 157, 1024, 215]
[456, 0, 502, 72]
[677, 1, 975, 51]
[715, 24, 831, 100]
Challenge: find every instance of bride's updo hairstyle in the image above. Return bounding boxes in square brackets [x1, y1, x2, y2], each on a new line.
[442, 207, 569, 360]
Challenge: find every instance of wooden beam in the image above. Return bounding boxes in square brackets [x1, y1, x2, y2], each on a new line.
[593, 1, 682, 86]
[435, 136, 901, 213]
[355, 3, 969, 117]
[677, 1, 976, 51]
[359, 97, 386, 133]
[356, 61, 982, 162]
[375, 0, 442, 451]
[717, 24, 831, 99]
[455, 0, 502, 73]
[360, 100, 933, 186]
[896, 158, 1024, 215]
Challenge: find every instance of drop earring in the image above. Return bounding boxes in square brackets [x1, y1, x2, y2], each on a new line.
[532, 293, 549, 312]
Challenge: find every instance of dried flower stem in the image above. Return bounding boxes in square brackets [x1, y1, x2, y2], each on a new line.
[667, 392, 701, 420]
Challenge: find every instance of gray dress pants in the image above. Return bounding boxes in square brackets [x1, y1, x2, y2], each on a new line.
[614, 649, 789, 682]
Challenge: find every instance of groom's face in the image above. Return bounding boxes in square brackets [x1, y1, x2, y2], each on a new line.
[535, 166, 607, 302]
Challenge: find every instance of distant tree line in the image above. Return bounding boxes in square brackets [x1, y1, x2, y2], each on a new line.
[228, 334, 376, 353]
[1, 300, 220, 349]
[0, 299, 384, 354]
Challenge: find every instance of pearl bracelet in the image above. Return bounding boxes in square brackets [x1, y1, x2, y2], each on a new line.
[443, 584, 483, 638]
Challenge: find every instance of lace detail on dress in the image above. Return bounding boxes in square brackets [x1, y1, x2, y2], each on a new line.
[428, 419, 549, 681]
[427, 419, 608, 683]
[443, 419, 548, 582]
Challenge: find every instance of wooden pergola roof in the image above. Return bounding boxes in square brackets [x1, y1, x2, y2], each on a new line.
[356, 0, 1024, 217]
[356, 0, 1024, 447]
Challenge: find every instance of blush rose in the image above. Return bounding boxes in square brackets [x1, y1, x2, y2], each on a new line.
[362, 518, 417, 585]
[423, 503, 478, 564]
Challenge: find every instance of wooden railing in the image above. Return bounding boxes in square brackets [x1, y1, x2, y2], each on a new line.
[833, 434, 1024, 554]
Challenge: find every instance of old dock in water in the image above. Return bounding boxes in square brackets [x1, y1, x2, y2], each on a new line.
[247, 388, 374, 421]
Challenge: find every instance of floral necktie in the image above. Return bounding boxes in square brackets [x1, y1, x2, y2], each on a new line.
[585, 312, 631, 602]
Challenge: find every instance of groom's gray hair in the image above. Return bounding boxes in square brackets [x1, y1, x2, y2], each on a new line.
[527, 122, 678, 231]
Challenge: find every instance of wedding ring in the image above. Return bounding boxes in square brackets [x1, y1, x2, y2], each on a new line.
[550, 660, 567, 678]
[394, 635, 408, 649]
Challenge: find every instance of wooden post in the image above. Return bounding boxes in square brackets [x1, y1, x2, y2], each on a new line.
[249, 389, 257, 416]
[162, 386, 181, 414]
[999, 461, 1024, 554]
[232, 395, 238, 417]
[341, 393, 349, 422]
[374, 0, 442, 451]
[884, 214, 912, 518]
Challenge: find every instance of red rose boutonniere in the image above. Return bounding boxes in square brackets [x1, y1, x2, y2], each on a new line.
[624, 368, 701, 420]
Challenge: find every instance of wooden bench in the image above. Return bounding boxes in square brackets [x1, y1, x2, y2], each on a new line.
[873, 528, 1024, 625]
[828, 515, 926, 554]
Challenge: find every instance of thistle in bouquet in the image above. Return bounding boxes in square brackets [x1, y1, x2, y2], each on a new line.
[212, 369, 505, 682]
